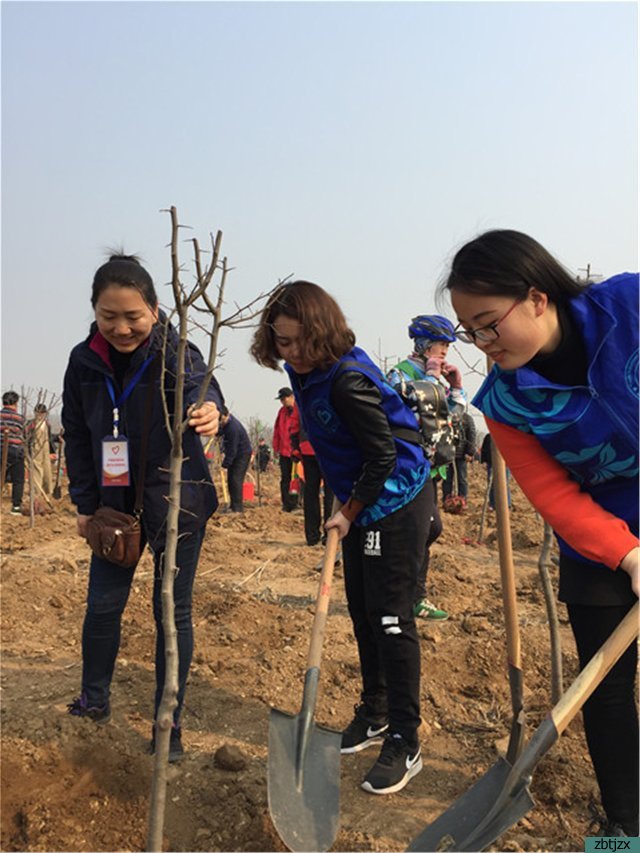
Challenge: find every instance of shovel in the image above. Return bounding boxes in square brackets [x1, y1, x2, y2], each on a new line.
[483, 357, 525, 764]
[492, 443, 525, 765]
[408, 601, 639, 852]
[53, 434, 64, 499]
[268, 525, 342, 852]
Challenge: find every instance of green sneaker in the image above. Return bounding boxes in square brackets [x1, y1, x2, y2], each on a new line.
[414, 599, 449, 621]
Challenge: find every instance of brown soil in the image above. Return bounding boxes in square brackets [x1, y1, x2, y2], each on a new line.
[1, 466, 602, 852]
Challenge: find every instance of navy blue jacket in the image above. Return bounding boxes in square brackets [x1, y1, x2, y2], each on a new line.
[220, 415, 252, 468]
[62, 316, 224, 548]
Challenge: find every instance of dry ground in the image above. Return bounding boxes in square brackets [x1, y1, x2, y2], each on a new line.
[1, 465, 606, 851]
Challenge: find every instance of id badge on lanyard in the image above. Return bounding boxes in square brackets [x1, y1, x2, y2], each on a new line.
[102, 434, 130, 487]
[102, 355, 153, 488]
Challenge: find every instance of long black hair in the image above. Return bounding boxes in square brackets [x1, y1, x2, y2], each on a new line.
[440, 229, 585, 303]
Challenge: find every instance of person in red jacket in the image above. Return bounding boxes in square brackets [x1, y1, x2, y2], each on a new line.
[289, 404, 334, 545]
[272, 387, 298, 512]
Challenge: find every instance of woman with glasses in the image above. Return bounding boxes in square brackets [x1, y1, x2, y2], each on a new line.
[441, 229, 638, 838]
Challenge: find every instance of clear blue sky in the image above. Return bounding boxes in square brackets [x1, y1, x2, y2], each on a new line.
[2, 0, 637, 431]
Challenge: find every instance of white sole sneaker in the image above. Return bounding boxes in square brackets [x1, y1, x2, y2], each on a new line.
[361, 754, 423, 795]
[340, 731, 387, 755]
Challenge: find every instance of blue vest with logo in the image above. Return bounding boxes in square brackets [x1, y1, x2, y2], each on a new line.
[284, 347, 429, 526]
[472, 273, 639, 561]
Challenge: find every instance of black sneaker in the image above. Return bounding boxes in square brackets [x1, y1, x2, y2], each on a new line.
[361, 732, 422, 794]
[149, 724, 184, 763]
[340, 704, 388, 754]
[67, 693, 111, 725]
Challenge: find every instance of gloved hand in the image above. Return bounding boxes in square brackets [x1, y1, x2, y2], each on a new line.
[442, 362, 463, 389]
[425, 356, 444, 378]
[291, 448, 302, 460]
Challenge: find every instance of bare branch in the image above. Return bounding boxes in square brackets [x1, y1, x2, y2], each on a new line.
[185, 230, 223, 307]
[169, 206, 183, 310]
[452, 344, 487, 378]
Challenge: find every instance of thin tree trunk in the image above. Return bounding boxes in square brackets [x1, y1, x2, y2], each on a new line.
[478, 468, 493, 544]
[538, 520, 564, 702]
[146, 223, 190, 853]
[28, 447, 35, 527]
[255, 452, 262, 507]
[145, 206, 281, 850]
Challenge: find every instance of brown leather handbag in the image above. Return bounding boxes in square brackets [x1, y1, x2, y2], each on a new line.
[85, 507, 141, 568]
[84, 356, 157, 568]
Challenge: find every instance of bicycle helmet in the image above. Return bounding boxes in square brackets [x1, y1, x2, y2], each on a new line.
[408, 315, 456, 350]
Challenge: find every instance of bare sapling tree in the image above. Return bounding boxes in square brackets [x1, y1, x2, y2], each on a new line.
[23, 388, 60, 526]
[246, 415, 271, 506]
[205, 435, 229, 508]
[146, 206, 280, 851]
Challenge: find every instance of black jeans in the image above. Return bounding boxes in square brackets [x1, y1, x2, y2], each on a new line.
[226, 452, 251, 511]
[567, 602, 638, 834]
[415, 478, 443, 603]
[442, 457, 469, 500]
[81, 526, 205, 724]
[301, 453, 333, 545]
[342, 480, 432, 744]
[4, 447, 25, 508]
[278, 454, 298, 511]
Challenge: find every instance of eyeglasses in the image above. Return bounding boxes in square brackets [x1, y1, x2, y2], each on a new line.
[454, 299, 520, 344]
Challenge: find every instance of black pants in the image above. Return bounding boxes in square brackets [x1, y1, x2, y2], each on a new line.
[342, 480, 432, 744]
[226, 452, 251, 512]
[567, 602, 638, 834]
[278, 455, 298, 511]
[415, 478, 443, 603]
[442, 457, 469, 500]
[4, 447, 25, 508]
[301, 453, 333, 545]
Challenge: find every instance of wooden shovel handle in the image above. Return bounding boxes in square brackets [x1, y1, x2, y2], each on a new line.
[552, 601, 638, 734]
[486, 355, 520, 670]
[307, 507, 341, 670]
[492, 446, 520, 667]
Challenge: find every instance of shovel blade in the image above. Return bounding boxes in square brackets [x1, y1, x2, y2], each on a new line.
[407, 758, 534, 852]
[268, 707, 341, 852]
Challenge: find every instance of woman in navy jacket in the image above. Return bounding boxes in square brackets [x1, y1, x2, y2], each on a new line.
[62, 254, 224, 761]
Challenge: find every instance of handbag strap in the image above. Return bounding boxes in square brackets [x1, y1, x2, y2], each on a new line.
[134, 354, 159, 517]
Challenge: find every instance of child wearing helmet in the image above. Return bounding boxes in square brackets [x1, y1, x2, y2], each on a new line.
[387, 315, 467, 622]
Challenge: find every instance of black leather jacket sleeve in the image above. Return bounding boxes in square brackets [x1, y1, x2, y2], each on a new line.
[330, 370, 397, 506]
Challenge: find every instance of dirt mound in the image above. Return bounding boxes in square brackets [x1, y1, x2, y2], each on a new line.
[1, 465, 601, 851]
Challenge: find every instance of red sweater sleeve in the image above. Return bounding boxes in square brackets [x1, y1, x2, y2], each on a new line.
[486, 417, 638, 570]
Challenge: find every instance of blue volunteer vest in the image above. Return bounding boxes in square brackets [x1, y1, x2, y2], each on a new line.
[285, 347, 429, 526]
[473, 273, 639, 561]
